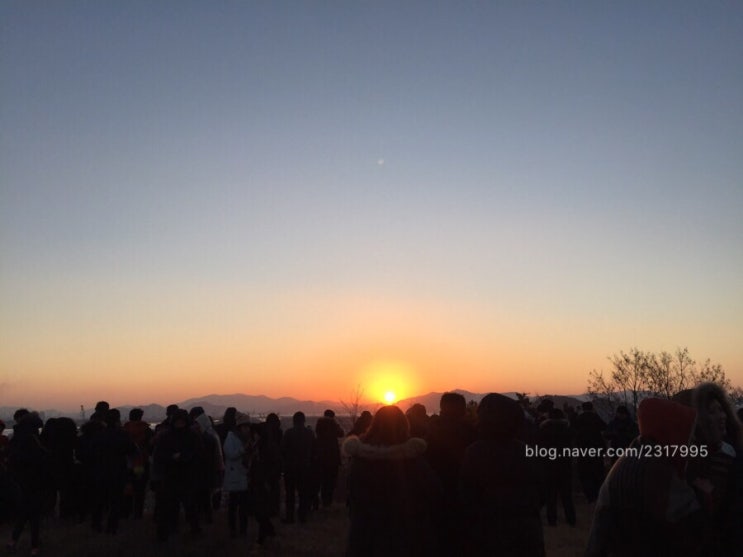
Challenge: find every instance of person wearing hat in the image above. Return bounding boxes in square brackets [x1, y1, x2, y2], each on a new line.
[223, 412, 253, 538]
[585, 397, 703, 557]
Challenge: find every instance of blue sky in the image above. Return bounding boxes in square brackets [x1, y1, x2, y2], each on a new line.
[1, 2, 742, 409]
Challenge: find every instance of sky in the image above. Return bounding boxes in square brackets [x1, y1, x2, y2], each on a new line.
[1, 2, 742, 412]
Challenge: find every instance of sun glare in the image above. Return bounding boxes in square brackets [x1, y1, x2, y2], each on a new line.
[360, 359, 417, 405]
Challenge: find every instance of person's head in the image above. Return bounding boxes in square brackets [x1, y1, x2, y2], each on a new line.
[477, 393, 524, 440]
[20, 411, 43, 431]
[292, 411, 306, 427]
[223, 407, 237, 428]
[189, 406, 205, 420]
[693, 382, 741, 448]
[362, 406, 409, 446]
[266, 413, 280, 428]
[549, 408, 565, 421]
[172, 409, 190, 430]
[537, 398, 554, 416]
[13, 408, 29, 424]
[95, 401, 110, 414]
[234, 413, 251, 437]
[351, 411, 373, 435]
[581, 401, 594, 413]
[323, 409, 335, 419]
[406, 403, 427, 420]
[440, 392, 467, 420]
[615, 405, 630, 419]
[104, 409, 121, 428]
[166, 404, 179, 420]
[129, 408, 144, 422]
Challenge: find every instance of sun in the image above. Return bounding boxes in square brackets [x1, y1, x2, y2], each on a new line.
[360, 359, 417, 405]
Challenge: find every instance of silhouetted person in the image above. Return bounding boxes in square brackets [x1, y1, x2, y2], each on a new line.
[314, 409, 344, 508]
[684, 382, 743, 556]
[90, 409, 133, 534]
[604, 405, 639, 457]
[537, 408, 576, 527]
[535, 398, 554, 426]
[248, 421, 277, 545]
[76, 409, 107, 522]
[186, 407, 216, 525]
[281, 411, 315, 523]
[343, 405, 441, 557]
[574, 401, 607, 503]
[214, 407, 237, 449]
[586, 398, 703, 557]
[122, 408, 153, 520]
[150, 404, 179, 524]
[152, 409, 204, 541]
[262, 413, 283, 518]
[425, 392, 476, 556]
[406, 404, 429, 438]
[222, 413, 252, 538]
[7, 412, 47, 556]
[349, 411, 373, 437]
[40, 416, 78, 520]
[459, 393, 545, 557]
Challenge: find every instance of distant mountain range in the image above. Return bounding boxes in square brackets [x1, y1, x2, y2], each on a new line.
[0, 389, 592, 424]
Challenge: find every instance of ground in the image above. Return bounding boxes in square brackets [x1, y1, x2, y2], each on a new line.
[0, 495, 594, 557]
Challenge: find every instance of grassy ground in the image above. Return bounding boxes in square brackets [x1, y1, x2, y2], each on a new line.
[1, 460, 594, 557]
[0, 498, 593, 557]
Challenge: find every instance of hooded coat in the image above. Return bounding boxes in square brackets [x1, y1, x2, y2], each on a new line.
[344, 436, 441, 557]
[222, 430, 249, 492]
[459, 394, 545, 557]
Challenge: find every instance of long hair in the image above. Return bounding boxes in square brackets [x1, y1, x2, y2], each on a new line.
[361, 405, 410, 446]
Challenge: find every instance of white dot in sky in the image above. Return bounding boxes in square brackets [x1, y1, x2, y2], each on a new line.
[377, 158, 385, 166]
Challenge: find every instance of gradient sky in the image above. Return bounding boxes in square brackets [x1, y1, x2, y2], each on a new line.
[1, 2, 742, 412]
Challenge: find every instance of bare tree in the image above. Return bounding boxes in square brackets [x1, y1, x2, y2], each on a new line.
[588, 346, 739, 412]
[587, 368, 620, 409]
[644, 347, 696, 399]
[609, 347, 650, 414]
[692, 359, 732, 392]
[339, 384, 365, 431]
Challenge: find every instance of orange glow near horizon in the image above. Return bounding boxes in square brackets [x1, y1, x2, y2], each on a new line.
[360, 359, 417, 405]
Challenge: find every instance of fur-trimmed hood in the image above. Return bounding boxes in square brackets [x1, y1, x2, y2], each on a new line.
[343, 436, 426, 460]
[693, 381, 742, 449]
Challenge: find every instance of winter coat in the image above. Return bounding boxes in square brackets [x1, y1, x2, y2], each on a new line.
[152, 425, 204, 491]
[222, 431, 249, 492]
[7, 417, 51, 506]
[537, 417, 573, 481]
[425, 414, 477, 504]
[281, 425, 315, 477]
[585, 398, 703, 557]
[92, 426, 133, 487]
[344, 436, 442, 557]
[605, 416, 639, 451]
[314, 417, 344, 470]
[459, 436, 545, 557]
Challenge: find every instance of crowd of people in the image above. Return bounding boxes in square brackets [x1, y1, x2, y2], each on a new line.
[1, 382, 742, 556]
